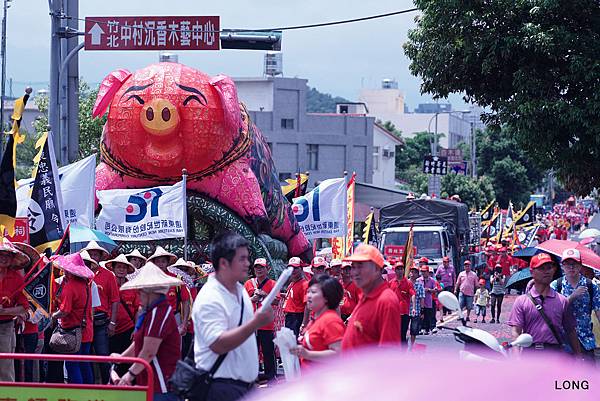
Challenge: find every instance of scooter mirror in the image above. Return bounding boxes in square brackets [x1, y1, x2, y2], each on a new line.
[438, 291, 460, 312]
[511, 333, 533, 348]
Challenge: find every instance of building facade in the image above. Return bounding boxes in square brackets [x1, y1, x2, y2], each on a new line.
[358, 80, 482, 150]
[372, 123, 402, 188]
[235, 77, 375, 185]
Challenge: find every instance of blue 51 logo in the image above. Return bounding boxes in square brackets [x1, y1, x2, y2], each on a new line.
[125, 188, 163, 223]
[293, 187, 320, 223]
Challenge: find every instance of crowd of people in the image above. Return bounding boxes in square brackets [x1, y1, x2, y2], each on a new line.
[0, 217, 599, 401]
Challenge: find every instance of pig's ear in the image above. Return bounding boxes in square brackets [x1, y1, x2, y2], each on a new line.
[210, 75, 241, 133]
[92, 69, 132, 118]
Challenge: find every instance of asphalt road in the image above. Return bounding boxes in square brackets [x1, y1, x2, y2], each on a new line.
[413, 294, 518, 354]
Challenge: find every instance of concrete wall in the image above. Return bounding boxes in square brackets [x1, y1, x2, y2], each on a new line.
[238, 77, 374, 186]
[372, 125, 401, 188]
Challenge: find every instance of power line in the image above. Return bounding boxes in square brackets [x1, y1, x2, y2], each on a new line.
[56, 8, 419, 34]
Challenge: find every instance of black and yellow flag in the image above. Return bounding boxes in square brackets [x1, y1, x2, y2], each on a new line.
[480, 199, 495, 225]
[362, 210, 378, 245]
[514, 201, 536, 228]
[0, 91, 30, 236]
[281, 173, 308, 203]
[28, 133, 65, 253]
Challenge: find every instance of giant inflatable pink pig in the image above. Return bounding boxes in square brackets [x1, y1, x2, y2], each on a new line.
[92, 62, 310, 258]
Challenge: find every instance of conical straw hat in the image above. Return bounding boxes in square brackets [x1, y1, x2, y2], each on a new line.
[0, 238, 31, 270]
[121, 262, 182, 293]
[105, 254, 135, 274]
[80, 250, 99, 269]
[126, 249, 147, 262]
[147, 246, 177, 265]
[82, 240, 110, 258]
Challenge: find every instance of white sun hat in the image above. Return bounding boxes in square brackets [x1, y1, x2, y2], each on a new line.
[147, 246, 177, 265]
[121, 262, 183, 294]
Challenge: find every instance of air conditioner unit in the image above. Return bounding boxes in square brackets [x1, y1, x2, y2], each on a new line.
[383, 149, 394, 158]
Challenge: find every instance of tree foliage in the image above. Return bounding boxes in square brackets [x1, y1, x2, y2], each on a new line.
[442, 173, 495, 210]
[404, 0, 600, 194]
[306, 87, 350, 113]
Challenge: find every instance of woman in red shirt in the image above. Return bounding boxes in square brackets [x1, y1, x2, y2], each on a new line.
[51, 253, 94, 384]
[105, 254, 140, 374]
[113, 262, 183, 401]
[290, 275, 345, 366]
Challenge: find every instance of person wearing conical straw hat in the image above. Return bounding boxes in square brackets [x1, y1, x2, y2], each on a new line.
[104, 254, 140, 375]
[112, 262, 183, 400]
[0, 238, 31, 381]
[167, 257, 198, 358]
[125, 249, 147, 270]
[193, 232, 274, 400]
[149, 247, 191, 339]
[80, 247, 120, 384]
[50, 253, 94, 384]
[81, 240, 110, 263]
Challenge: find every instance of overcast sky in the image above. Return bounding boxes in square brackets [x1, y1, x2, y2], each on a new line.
[7, 0, 465, 108]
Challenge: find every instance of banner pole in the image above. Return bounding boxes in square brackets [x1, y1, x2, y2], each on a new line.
[182, 169, 188, 261]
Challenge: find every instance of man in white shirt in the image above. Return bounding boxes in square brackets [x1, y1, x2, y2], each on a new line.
[192, 232, 273, 401]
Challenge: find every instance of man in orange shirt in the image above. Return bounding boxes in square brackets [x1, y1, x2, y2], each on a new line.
[389, 261, 415, 344]
[341, 245, 401, 350]
[283, 257, 308, 337]
[340, 261, 361, 321]
[244, 258, 279, 382]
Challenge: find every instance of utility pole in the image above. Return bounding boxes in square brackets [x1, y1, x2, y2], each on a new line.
[48, 0, 61, 160]
[470, 120, 476, 178]
[0, 0, 10, 148]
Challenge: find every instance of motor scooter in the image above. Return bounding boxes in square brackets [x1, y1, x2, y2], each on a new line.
[437, 292, 532, 360]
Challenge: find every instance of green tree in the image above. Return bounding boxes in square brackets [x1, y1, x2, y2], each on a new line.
[476, 126, 543, 189]
[442, 173, 495, 210]
[404, 0, 600, 194]
[395, 131, 443, 172]
[490, 157, 531, 208]
[32, 80, 104, 165]
[306, 87, 350, 113]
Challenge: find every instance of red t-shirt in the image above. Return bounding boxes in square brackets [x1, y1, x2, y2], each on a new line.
[58, 277, 93, 343]
[134, 299, 180, 394]
[93, 267, 120, 317]
[166, 272, 190, 315]
[283, 278, 308, 314]
[187, 286, 199, 334]
[340, 281, 362, 316]
[389, 277, 415, 315]
[341, 281, 401, 351]
[244, 277, 279, 331]
[300, 309, 345, 365]
[497, 256, 511, 276]
[0, 269, 29, 322]
[115, 288, 140, 335]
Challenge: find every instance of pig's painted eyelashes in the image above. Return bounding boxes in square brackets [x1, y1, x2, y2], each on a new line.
[127, 94, 145, 105]
[183, 95, 204, 106]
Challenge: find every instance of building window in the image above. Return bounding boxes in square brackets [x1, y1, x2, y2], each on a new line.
[281, 118, 294, 129]
[307, 144, 319, 170]
[373, 146, 380, 171]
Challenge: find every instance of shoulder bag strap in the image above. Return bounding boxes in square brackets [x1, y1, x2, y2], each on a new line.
[205, 296, 246, 377]
[82, 285, 90, 328]
[120, 296, 136, 324]
[526, 293, 565, 346]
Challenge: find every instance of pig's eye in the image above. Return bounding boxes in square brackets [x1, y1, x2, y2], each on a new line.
[126, 94, 145, 105]
[183, 95, 207, 106]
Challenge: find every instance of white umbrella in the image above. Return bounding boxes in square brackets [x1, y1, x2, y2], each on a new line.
[579, 228, 600, 239]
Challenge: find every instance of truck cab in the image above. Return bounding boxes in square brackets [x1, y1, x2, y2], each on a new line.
[380, 225, 452, 268]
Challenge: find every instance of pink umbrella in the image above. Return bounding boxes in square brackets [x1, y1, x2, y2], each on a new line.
[536, 239, 600, 271]
[246, 349, 597, 401]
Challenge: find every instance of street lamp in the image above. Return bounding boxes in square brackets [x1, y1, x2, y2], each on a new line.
[426, 109, 470, 196]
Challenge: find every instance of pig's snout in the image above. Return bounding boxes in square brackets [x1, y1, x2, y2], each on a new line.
[140, 98, 180, 137]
